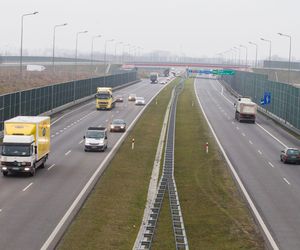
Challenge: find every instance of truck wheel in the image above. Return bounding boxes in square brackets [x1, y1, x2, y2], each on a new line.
[2, 171, 8, 177]
[40, 160, 45, 169]
[29, 167, 36, 177]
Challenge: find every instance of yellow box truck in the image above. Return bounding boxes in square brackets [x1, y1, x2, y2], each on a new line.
[1, 116, 50, 176]
[95, 87, 116, 110]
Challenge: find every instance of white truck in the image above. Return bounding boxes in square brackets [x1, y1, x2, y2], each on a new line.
[234, 97, 257, 123]
[1, 116, 50, 176]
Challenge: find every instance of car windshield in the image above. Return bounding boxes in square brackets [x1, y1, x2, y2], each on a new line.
[287, 149, 300, 155]
[112, 119, 125, 125]
[96, 93, 110, 99]
[86, 130, 104, 139]
[2, 144, 31, 157]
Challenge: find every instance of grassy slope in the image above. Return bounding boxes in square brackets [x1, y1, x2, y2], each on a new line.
[174, 78, 264, 249]
[58, 79, 179, 250]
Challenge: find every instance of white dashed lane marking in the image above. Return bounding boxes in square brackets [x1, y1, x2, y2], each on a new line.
[47, 164, 56, 171]
[268, 162, 275, 168]
[283, 178, 291, 185]
[22, 182, 33, 192]
[249, 140, 253, 145]
[65, 150, 71, 156]
[258, 150, 262, 155]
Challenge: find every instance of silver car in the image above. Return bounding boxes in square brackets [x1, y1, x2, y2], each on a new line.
[135, 97, 145, 105]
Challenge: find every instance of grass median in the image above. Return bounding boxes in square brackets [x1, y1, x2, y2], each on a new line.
[58, 79, 178, 250]
[152, 78, 264, 249]
[174, 78, 264, 249]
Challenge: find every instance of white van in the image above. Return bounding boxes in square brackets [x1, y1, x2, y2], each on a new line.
[84, 127, 108, 152]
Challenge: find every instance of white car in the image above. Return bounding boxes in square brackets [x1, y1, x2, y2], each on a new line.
[159, 80, 167, 84]
[135, 97, 145, 105]
[84, 127, 108, 152]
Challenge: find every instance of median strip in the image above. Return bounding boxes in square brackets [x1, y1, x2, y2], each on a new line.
[57, 79, 179, 250]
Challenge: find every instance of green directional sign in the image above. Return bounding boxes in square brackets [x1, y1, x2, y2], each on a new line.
[213, 69, 235, 75]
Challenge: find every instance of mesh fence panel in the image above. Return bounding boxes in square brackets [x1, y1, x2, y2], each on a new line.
[0, 71, 137, 131]
[222, 71, 300, 130]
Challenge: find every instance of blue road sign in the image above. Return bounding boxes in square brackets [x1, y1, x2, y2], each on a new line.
[261, 92, 271, 105]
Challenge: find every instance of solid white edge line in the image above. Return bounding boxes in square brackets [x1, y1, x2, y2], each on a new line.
[22, 182, 33, 192]
[47, 164, 56, 171]
[256, 123, 288, 148]
[283, 178, 291, 185]
[194, 80, 279, 250]
[41, 78, 171, 250]
[50, 101, 95, 126]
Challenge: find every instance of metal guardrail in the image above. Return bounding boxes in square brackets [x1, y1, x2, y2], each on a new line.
[137, 80, 189, 250]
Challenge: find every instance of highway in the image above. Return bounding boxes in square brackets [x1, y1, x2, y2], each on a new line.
[0, 78, 167, 250]
[195, 77, 300, 250]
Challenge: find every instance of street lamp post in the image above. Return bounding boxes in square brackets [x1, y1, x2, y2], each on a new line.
[52, 23, 67, 72]
[90, 35, 101, 94]
[249, 41, 258, 68]
[74, 30, 88, 102]
[240, 45, 248, 67]
[20, 11, 38, 74]
[104, 39, 114, 86]
[278, 33, 292, 84]
[115, 41, 123, 63]
[91, 35, 102, 72]
[234, 46, 241, 65]
[260, 38, 272, 66]
[278, 32, 292, 123]
[122, 43, 130, 64]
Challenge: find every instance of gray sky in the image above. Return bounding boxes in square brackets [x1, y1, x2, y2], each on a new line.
[1, 0, 299, 61]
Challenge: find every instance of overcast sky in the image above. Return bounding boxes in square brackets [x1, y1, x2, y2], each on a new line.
[1, 0, 299, 61]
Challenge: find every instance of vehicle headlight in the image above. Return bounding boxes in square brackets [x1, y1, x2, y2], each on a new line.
[121, 126, 124, 128]
[2, 167, 7, 170]
[111, 125, 114, 128]
[21, 162, 27, 166]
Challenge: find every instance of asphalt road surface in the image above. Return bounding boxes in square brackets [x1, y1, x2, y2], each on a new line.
[0, 78, 168, 250]
[195, 76, 300, 250]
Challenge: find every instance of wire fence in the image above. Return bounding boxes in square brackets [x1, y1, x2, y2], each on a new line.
[0, 71, 137, 130]
[222, 71, 300, 130]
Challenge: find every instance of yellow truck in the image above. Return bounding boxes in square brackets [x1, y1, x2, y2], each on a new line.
[1, 116, 50, 177]
[95, 87, 116, 110]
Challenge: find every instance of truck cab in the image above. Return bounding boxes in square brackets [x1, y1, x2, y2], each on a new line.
[84, 127, 108, 152]
[95, 87, 115, 110]
[1, 116, 50, 177]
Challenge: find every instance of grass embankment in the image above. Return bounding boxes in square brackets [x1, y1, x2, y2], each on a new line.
[152, 78, 264, 249]
[58, 79, 179, 250]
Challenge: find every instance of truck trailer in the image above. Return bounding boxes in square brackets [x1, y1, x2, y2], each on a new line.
[234, 97, 257, 123]
[95, 87, 116, 110]
[1, 116, 50, 176]
[150, 72, 158, 83]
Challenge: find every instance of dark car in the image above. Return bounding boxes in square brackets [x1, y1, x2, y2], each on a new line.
[110, 119, 126, 132]
[115, 95, 124, 102]
[280, 148, 300, 164]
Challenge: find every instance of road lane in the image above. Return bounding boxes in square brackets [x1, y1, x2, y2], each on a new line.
[195, 77, 300, 250]
[0, 79, 169, 250]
